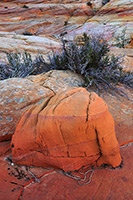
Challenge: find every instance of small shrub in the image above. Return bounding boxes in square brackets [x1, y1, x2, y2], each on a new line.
[114, 28, 130, 48]
[48, 33, 133, 95]
[0, 51, 51, 80]
[0, 63, 11, 80]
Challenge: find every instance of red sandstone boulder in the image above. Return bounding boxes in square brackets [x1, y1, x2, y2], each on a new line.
[11, 87, 122, 172]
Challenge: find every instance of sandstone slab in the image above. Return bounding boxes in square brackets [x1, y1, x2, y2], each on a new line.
[1, 69, 132, 146]
[0, 0, 132, 64]
[0, 151, 48, 200]
[21, 146, 133, 200]
[0, 0, 114, 63]
[27, 70, 133, 146]
[109, 47, 133, 71]
[101, 85, 133, 145]
[0, 141, 11, 157]
[87, 84, 133, 145]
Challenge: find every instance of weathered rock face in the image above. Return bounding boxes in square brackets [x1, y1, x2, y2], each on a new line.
[20, 71, 133, 145]
[109, 47, 133, 71]
[0, 32, 61, 61]
[0, 70, 84, 141]
[0, 0, 93, 62]
[68, 0, 133, 42]
[11, 87, 122, 171]
[0, 1, 132, 199]
[0, 68, 132, 146]
[0, 78, 54, 141]
[0, 141, 132, 200]
[27, 70, 84, 92]
[101, 86, 133, 145]
[1, 0, 132, 64]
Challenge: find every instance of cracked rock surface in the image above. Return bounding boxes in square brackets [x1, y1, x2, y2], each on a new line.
[11, 87, 121, 171]
[0, 77, 54, 141]
[0, 70, 84, 141]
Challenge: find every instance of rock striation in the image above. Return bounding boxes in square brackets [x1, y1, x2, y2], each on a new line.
[0, 0, 93, 62]
[1, 0, 132, 63]
[67, 0, 133, 47]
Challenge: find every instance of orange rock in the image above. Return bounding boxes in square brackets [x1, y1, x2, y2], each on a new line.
[0, 142, 132, 200]
[11, 87, 122, 171]
[0, 141, 11, 157]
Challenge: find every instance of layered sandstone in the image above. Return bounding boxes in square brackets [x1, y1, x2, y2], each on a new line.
[0, 0, 93, 62]
[1, 0, 132, 63]
[68, 0, 133, 41]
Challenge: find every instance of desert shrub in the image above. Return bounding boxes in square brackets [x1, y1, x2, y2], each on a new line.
[0, 51, 51, 80]
[49, 33, 110, 71]
[0, 33, 132, 97]
[113, 28, 130, 48]
[48, 33, 133, 95]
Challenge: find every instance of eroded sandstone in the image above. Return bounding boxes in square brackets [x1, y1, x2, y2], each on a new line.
[67, 0, 133, 42]
[1, 0, 132, 64]
[0, 78, 54, 141]
[11, 87, 122, 171]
